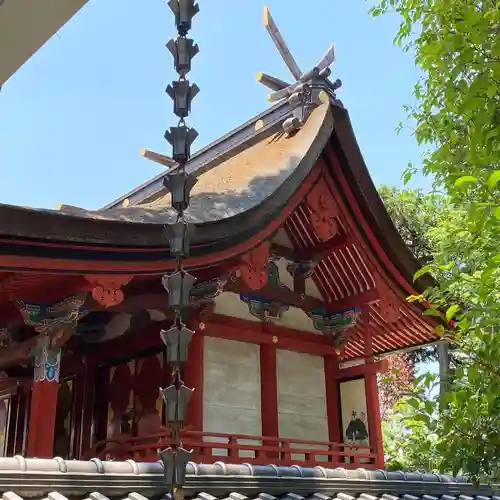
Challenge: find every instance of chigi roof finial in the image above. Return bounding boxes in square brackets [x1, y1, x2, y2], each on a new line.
[256, 5, 342, 135]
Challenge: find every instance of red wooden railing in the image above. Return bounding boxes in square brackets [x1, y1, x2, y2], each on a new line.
[85, 430, 378, 468]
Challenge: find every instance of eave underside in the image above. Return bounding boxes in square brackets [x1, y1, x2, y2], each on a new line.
[0, 0, 88, 86]
[0, 170, 438, 363]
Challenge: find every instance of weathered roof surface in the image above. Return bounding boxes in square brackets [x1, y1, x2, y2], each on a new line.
[0, 458, 495, 500]
[0, 0, 88, 87]
[0, 102, 332, 249]
[57, 101, 333, 224]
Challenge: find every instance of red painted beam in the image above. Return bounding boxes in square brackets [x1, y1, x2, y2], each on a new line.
[200, 316, 339, 357]
[225, 278, 325, 312]
[334, 359, 388, 380]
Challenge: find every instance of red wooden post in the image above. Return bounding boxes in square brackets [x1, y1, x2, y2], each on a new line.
[364, 331, 384, 468]
[78, 358, 95, 458]
[27, 379, 59, 457]
[260, 341, 279, 458]
[324, 354, 341, 464]
[27, 344, 62, 458]
[185, 325, 204, 431]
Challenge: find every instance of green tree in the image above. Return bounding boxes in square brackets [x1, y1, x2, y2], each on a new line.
[372, 0, 500, 483]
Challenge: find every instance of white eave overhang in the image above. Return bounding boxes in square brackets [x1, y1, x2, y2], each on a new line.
[0, 0, 88, 87]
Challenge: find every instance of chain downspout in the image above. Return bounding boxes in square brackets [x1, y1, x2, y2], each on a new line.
[158, 1, 200, 497]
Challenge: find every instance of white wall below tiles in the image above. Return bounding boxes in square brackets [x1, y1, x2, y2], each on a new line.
[277, 349, 328, 460]
[203, 337, 262, 457]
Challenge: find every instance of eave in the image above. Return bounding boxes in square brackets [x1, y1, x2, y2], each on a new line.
[0, 0, 88, 87]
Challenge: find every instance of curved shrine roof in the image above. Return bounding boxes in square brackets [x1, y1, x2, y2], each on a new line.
[0, 96, 441, 357]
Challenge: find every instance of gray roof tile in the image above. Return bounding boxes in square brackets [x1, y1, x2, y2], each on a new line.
[0, 458, 494, 500]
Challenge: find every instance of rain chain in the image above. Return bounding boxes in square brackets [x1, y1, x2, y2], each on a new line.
[158, 0, 200, 495]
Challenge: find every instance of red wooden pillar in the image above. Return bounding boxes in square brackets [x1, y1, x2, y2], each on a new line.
[260, 342, 279, 436]
[27, 346, 61, 458]
[76, 357, 96, 458]
[364, 332, 384, 468]
[27, 381, 59, 457]
[324, 354, 341, 441]
[260, 340, 279, 459]
[184, 326, 204, 430]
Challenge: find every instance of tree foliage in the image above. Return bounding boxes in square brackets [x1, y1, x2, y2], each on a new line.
[372, 0, 500, 483]
[378, 351, 414, 420]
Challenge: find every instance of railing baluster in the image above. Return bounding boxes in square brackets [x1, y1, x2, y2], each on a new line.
[280, 439, 291, 464]
[228, 436, 238, 460]
[85, 430, 376, 469]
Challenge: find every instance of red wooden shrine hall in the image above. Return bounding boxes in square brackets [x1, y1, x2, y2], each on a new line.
[0, 101, 440, 469]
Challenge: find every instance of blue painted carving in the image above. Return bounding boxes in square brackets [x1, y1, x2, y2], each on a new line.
[240, 261, 290, 322]
[190, 276, 227, 305]
[16, 295, 87, 383]
[16, 296, 87, 335]
[309, 306, 360, 347]
[31, 336, 61, 383]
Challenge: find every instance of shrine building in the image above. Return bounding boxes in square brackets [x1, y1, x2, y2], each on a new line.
[0, 2, 444, 473]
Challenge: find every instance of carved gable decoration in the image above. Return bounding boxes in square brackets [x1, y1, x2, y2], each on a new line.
[239, 242, 270, 291]
[85, 275, 133, 308]
[306, 182, 341, 241]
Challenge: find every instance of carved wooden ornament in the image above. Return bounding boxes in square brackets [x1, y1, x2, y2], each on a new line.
[378, 297, 400, 324]
[239, 241, 270, 291]
[85, 275, 133, 307]
[372, 273, 401, 324]
[306, 181, 340, 241]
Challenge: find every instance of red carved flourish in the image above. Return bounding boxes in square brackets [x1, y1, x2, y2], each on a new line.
[372, 273, 401, 324]
[306, 181, 340, 241]
[377, 298, 400, 324]
[84, 275, 133, 307]
[239, 241, 270, 290]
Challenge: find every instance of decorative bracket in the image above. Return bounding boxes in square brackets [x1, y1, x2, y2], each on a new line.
[239, 241, 271, 291]
[240, 260, 290, 323]
[84, 275, 133, 307]
[306, 182, 341, 241]
[16, 295, 86, 336]
[190, 275, 228, 306]
[16, 295, 87, 383]
[309, 307, 361, 348]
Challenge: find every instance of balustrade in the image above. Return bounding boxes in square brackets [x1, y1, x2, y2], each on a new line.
[85, 430, 377, 468]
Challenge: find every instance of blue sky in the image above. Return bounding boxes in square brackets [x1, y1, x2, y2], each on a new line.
[0, 0, 429, 210]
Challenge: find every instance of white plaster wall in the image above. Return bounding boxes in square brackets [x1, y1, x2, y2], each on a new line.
[214, 292, 260, 323]
[203, 337, 261, 457]
[277, 350, 328, 461]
